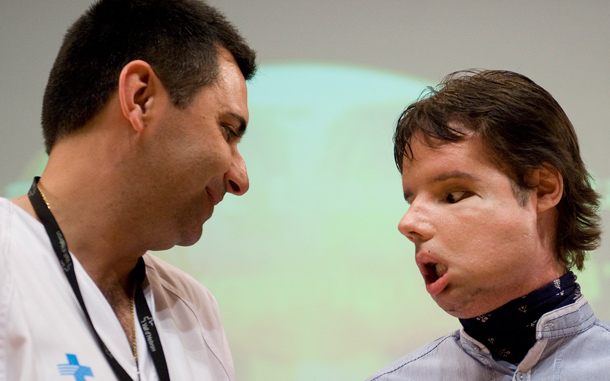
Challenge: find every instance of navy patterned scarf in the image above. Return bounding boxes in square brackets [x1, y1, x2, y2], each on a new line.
[459, 272, 580, 364]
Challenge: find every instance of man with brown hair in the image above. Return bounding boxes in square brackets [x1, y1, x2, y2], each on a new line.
[368, 70, 610, 380]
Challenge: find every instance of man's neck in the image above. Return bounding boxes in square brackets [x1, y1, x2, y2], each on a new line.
[11, 172, 142, 344]
[12, 155, 144, 295]
[459, 272, 579, 364]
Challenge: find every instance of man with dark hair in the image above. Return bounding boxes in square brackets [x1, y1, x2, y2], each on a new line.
[1, 0, 256, 380]
[368, 70, 610, 380]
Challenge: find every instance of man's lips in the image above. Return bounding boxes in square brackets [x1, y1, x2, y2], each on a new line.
[415, 251, 449, 296]
[206, 187, 224, 206]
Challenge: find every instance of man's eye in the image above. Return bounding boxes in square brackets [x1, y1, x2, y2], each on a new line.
[222, 125, 237, 141]
[446, 191, 468, 204]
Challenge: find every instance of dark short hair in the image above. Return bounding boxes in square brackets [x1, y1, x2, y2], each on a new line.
[42, 0, 256, 153]
[394, 70, 601, 271]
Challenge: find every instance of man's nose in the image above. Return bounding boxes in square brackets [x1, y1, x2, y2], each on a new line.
[225, 151, 249, 196]
[397, 202, 433, 243]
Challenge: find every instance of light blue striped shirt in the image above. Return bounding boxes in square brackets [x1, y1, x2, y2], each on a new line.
[367, 296, 610, 380]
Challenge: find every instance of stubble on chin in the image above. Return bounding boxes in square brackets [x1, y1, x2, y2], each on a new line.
[434, 287, 489, 319]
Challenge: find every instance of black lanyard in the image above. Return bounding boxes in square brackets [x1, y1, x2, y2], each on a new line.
[28, 177, 170, 381]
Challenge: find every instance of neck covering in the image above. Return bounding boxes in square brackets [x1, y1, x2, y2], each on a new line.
[459, 272, 580, 364]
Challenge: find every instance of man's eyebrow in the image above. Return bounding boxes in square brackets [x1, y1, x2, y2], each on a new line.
[403, 171, 478, 202]
[433, 171, 477, 183]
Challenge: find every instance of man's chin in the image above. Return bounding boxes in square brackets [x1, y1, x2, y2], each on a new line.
[438, 301, 493, 320]
[177, 229, 204, 247]
[434, 294, 479, 319]
[173, 221, 206, 247]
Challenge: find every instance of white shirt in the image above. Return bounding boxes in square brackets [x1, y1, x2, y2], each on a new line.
[0, 198, 235, 381]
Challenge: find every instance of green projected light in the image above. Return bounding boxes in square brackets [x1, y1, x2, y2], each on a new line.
[5, 64, 610, 380]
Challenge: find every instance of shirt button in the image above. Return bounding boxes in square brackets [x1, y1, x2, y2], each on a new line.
[516, 372, 525, 380]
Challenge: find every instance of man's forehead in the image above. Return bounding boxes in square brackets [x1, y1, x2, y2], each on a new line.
[400, 131, 517, 190]
[403, 126, 487, 162]
[401, 132, 490, 178]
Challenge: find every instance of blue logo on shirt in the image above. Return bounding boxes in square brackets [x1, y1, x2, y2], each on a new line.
[57, 354, 93, 380]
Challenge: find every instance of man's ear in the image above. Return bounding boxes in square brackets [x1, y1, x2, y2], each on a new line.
[529, 163, 563, 212]
[118, 60, 160, 132]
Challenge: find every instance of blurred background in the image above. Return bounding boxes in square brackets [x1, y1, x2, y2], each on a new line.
[1, 1, 609, 380]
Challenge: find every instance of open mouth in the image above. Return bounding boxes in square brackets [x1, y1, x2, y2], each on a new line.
[415, 251, 449, 295]
[422, 262, 448, 284]
[416, 257, 449, 296]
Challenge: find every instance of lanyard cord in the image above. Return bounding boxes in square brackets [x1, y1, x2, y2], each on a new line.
[28, 177, 170, 381]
